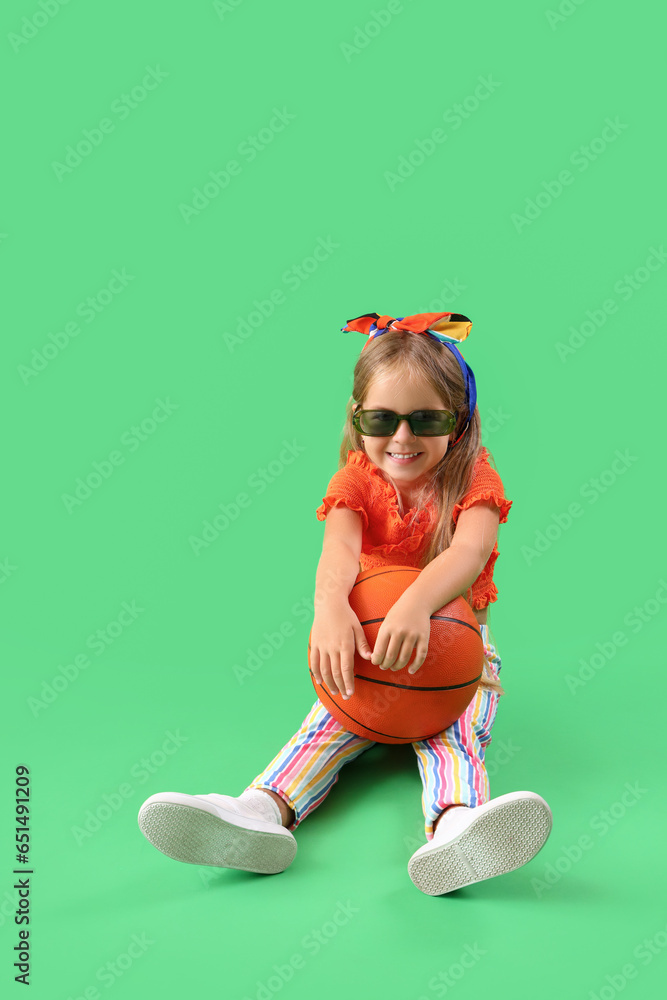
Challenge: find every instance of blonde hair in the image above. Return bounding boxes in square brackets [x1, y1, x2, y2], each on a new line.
[336, 328, 505, 695]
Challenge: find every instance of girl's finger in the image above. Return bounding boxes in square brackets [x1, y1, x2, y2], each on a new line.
[354, 625, 373, 659]
[340, 648, 355, 696]
[378, 638, 401, 670]
[391, 637, 416, 671]
[371, 636, 388, 666]
[331, 652, 347, 699]
[320, 653, 338, 697]
[408, 643, 429, 674]
[327, 655, 342, 698]
[310, 647, 321, 683]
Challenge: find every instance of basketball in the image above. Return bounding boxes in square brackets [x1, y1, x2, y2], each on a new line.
[308, 565, 485, 744]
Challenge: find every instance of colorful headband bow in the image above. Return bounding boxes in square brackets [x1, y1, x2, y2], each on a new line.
[341, 311, 477, 446]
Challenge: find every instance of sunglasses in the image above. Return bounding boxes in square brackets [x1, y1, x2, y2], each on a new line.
[352, 405, 457, 437]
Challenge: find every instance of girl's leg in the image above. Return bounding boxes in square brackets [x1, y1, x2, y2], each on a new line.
[411, 624, 503, 841]
[407, 626, 553, 894]
[138, 699, 375, 872]
[243, 697, 376, 832]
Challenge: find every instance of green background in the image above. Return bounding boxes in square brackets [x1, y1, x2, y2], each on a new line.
[2, 0, 666, 997]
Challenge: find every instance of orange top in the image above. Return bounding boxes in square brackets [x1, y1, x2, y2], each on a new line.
[315, 448, 512, 610]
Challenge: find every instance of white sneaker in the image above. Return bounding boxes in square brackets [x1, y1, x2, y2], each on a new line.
[137, 791, 297, 874]
[408, 791, 552, 895]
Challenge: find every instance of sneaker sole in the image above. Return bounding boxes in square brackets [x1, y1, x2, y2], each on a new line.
[137, 800, 297, 874]
[407, 793, 552, 895]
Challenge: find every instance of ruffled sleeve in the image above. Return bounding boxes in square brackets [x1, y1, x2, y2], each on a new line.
[452, 449, 512, 526]
[315, 458, 371, 531]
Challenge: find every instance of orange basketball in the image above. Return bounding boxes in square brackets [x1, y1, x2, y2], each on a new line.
[308, 565, 485, 744]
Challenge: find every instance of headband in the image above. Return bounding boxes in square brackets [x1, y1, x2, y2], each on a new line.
[341, 312, 477, 447]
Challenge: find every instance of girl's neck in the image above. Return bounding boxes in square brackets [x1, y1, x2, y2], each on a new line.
[398, 488, 419, 510]
[397, 478, 434, 512]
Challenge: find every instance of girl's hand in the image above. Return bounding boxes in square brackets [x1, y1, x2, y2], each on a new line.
[371, 595, 431, 675]
[310, 601, 373, 700]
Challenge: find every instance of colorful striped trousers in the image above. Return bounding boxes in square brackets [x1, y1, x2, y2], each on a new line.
[244, 623, 503, 842]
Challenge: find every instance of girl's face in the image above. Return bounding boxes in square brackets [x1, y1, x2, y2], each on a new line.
[358, 373, 452, 492]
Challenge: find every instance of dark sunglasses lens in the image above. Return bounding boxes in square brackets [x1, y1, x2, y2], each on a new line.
[410, 411, 452, 435]
[359, 411, 397, 435]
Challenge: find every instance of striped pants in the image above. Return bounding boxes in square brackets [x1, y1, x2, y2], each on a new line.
[244, 623, 503, 842]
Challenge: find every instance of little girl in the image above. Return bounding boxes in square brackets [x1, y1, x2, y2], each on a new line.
[138, 310, 552, 896]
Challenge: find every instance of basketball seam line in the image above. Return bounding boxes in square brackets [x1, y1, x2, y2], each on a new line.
[351, 672, 483, 692]
[359, 615, 481, 638]
[307, 687, 449, 741]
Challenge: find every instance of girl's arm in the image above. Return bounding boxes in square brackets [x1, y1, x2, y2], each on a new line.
[314, 506, 363, 610]
[311, 507, 373, 698]
[371, 501, 501, 672]
[406, 500, 501, 616]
